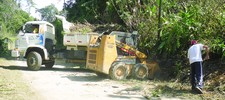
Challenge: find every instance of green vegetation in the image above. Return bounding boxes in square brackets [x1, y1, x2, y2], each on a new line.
[0, 0, 33, 57]
[37, 4, 59, 22]
[52, 19, 64, 49]
[64, 0, 225, 58]
[119, 79, 225, 100]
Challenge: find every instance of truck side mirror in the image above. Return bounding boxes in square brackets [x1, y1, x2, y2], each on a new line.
[19, 30, 25, 36]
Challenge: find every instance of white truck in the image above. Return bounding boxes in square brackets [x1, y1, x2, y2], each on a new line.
[11, 20, 98, 70]
[11, 21, 56, 70]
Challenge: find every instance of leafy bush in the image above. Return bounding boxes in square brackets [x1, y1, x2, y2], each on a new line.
[64, 0, 224, 59]
[0, 24, 15, 57]
[52, 19, 65, 49]
[157, 0, 225, 58]
[0, 40, 9, 57]
[0, 0, 33, 56]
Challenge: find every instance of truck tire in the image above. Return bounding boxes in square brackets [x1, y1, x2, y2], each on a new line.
[109, 62, 128, 80]
[27, 52, 42, 71]
[45, 60, 55, 68]
[132, 63, 148, 80]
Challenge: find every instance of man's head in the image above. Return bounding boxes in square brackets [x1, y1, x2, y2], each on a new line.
[191, 40, 197, 45]
[33, 28, 38, 33]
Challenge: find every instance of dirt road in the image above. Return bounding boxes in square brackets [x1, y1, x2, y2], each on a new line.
[4, 58, 223, 100]
[13, 59, 146, 100]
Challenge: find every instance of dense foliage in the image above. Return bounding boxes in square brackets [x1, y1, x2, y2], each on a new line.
[37, 4, 59, 22]
[52, 19, 64, 49]
[0, 0, 33, 56]
[159, 0, 225, 58]
[64, 0, 225, 59]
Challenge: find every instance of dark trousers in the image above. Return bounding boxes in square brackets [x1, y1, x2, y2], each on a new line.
[190, 62, 203, 89]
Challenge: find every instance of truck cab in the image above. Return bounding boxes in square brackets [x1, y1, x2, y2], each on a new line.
[11, 21, 56, 70]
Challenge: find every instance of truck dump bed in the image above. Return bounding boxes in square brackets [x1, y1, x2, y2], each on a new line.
[63, 32, 98, 47]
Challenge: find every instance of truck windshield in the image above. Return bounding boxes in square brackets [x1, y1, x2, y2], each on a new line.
[24, 24, 39, 33]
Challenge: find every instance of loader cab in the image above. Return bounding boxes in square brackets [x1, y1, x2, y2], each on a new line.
[110, 31, 138, 56]
[110, 31, 138, 47]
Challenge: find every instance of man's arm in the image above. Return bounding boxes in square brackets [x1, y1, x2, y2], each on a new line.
[187, 50, 189, 58]
[203, 45, 209, 60]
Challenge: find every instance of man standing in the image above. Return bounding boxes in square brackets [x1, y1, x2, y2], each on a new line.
[187, 40, 209, 94]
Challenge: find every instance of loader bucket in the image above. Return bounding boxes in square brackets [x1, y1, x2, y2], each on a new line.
[146, 61, 160, 79]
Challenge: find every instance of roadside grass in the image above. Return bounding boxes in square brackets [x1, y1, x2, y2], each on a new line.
[146, 82, 225, 100]
[0, 58, 38, 100]
[118, 79, 225, 100]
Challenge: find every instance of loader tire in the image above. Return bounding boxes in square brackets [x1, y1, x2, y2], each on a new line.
[27, 52, 42, 71]
[109, 62, 128, 80]
[132, 63, 148, 80]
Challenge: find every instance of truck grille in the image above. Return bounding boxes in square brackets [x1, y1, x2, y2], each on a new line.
[88, 50, 97, 64]
[88, 60, 96, 64]
[89, 54, 96, 60]
[89, 50, 97, 53]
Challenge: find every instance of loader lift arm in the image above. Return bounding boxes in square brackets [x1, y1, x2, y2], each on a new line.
[115, 40, 147, 64]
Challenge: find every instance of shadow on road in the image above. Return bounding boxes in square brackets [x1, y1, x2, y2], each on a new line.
[107, 94, 146, 100]
[64, 75, 108, 82]
[0, 65, 30, 71]
[0, 58, 109, 82]
[0, 65, 92, 72]
[0, 65, 108, 82]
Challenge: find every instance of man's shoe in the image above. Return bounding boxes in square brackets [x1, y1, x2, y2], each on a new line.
[195, 87, 203, 94]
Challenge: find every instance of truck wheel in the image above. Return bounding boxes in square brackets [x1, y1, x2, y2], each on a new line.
[109, 62, 128, 80]
[45, 60, 55, 68]
[132, 63, 148, 80]
[27, 52, 42, 71]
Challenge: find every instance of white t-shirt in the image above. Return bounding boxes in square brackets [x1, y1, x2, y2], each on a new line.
[188, 44, 204, 64]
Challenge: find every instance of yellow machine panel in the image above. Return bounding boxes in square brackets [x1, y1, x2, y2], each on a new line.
[87, 35, 118, 74]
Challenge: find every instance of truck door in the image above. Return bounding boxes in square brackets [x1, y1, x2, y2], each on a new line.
[17, 24, 41, 50]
